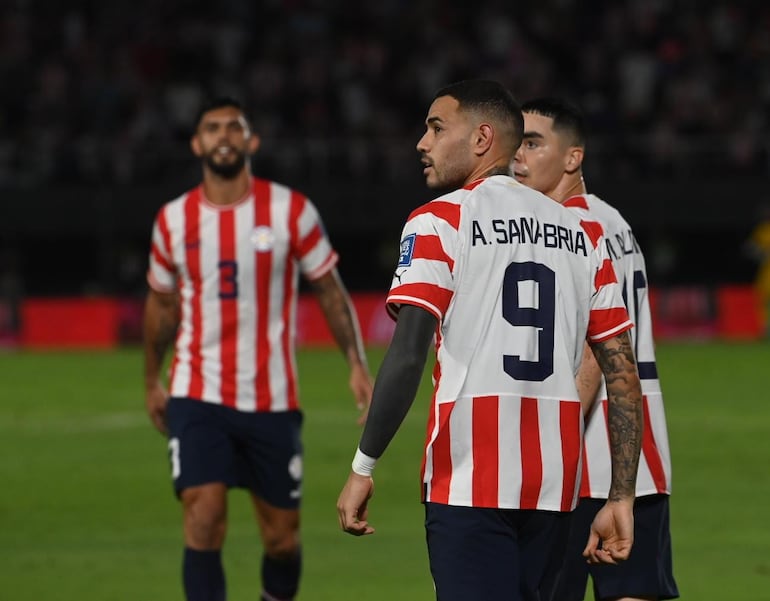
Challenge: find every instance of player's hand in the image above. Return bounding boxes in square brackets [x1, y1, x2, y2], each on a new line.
[349, 363, 374, 426]
[583, 498, 634, 564]
[145, 381, 169, 435]
[337, 472, 375, 536]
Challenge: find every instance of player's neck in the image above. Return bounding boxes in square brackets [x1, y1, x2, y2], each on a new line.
[201, 171, 252, 206]
[551, 174, 586, 205]
[465, 161, 512, 186]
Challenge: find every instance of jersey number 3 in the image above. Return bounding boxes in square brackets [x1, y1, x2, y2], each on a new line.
[218, 260, 239, 299]
[502, 261, 555, 382]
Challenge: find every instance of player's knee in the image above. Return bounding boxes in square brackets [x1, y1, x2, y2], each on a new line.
[262, 528, 300, 560]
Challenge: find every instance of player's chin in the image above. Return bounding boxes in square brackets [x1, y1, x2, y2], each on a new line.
[424, 174, 442, 190]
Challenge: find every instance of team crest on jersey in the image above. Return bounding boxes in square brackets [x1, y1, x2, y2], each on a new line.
[250, 226, 274, 251]
[398, 233, 416, 267]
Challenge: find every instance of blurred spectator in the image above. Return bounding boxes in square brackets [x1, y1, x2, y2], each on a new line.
[0, 0, 766, 186]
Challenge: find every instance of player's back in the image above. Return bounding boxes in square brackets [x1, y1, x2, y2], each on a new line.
[438, 176, 612, 404]
[565, 193, 672, 497]
[388, 175, 631, 511]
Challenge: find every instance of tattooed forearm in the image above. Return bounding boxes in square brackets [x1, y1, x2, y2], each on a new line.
[590, 330, 643, 501]
[312, 271, 367, 367]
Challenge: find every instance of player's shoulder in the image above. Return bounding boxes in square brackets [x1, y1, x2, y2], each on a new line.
[156, 185, 199, 219]
[252, 176, 310, 201]
[584, 193, 633, 230]
[406, 189, 464, 229]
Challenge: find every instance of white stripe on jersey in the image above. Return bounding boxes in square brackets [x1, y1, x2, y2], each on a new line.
[266, 184, 292, 412]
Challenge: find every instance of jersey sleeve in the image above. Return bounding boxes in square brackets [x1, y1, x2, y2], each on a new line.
[293, 195, 339, 280]
[386, 201, 459, 321]
[146, 206, 176, 293]
[586, 232, 633, 342]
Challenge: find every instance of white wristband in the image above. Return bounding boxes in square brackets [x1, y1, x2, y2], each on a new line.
[351, 447, 377, 477]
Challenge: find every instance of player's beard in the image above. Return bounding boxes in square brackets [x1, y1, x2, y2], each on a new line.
[203, 150, 248, 179]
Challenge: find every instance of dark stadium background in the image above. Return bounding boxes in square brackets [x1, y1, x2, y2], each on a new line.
[0, 0, 766, 341]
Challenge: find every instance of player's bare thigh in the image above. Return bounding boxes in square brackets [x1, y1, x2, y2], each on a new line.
[251, 493, 300, 559]
[181, 482, 228, 549]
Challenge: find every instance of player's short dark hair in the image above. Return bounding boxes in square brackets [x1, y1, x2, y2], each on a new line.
[521, 97, 586, 147]
[435, 79, 524, 149]
[193, 96, 251, 131]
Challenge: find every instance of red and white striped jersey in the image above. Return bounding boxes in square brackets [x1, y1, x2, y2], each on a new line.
[564, 194, 672, 498]
[147, 177, 338, 412]
[386, 176, 632, 511]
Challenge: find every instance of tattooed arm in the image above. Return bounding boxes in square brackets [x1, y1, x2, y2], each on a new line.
[576, 342, 604, 416]
[310, 268, 374, 423]
[583, 329, 643, 564]
[143, 288, 180, 435]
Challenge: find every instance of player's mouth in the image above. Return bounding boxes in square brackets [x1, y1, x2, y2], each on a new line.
[421, 158, 433, 175]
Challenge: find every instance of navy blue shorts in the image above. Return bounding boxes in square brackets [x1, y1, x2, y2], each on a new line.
[555, 495, 679, 600]
[165, 397, 303, 509]
[425, 502, 571, 601]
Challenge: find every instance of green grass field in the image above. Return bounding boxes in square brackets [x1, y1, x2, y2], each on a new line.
[1, 341, 769, 600]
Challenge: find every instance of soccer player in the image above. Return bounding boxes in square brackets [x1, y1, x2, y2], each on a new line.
[513, 97, 678, 601]
[336, 80, 644, 601]
[143, 97, 373, 601]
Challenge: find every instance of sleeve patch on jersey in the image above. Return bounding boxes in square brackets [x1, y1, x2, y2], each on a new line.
[398, 233, 417, 267]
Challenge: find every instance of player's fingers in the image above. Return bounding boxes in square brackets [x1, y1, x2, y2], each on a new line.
[608, 541, 632, 562]
[589, 548, 619, 565]
[582, 531, 600, 560]
[338, 506, 374, 536]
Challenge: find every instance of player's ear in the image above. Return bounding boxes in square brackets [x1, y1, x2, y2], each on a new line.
[190, 134, 203, 158]
[565, 146, 584, 174]
[474, 123, 494, 156]
[247, 132, 261, 155]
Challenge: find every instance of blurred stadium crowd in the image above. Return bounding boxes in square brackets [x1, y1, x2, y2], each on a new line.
[0, 0, 766, 188]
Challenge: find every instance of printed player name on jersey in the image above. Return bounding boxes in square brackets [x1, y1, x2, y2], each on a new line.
[605, 228, 641, 261]
[471, 218, 588, 256]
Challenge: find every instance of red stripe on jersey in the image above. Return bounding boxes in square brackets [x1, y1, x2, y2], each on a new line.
[595, 258, 618, 288]
[151, 243, 173, 273]
[184, 189, 204, 399]
[587, 307, 632, 341]
[254, 178, 273, 411]
[389, 283, 453, 317]
[414, 235, 455, 271]
[641, 396, 668, 493]
[153, 209, 174, 271]
[580, 219, 604, 248]
[408, 201, 461, 230]
[519, 397, 543, 508]
[472, 396, 499, 507]
[219, 209, 237, 408]
[429, 401, 455, 504]
[564, 195, 589, 210]
[298, 225, 322, 257]
[559, 401, 582, 510]
[282, 191, 304, 411]
[579, 442, 591, 498]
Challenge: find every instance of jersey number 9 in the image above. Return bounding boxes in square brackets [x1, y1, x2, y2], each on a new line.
[502, 261, 555, 382]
